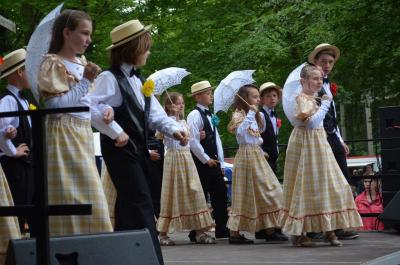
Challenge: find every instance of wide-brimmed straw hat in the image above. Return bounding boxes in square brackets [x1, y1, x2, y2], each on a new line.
[0, 48, 26, 79]
[308, 43, 340, 64]
[259, 82, 282, 98]
[106, 19, 152, 50]
[190, 81, 213, 96]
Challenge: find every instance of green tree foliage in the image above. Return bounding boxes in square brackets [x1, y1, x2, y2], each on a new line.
[1, 0, 399, 174]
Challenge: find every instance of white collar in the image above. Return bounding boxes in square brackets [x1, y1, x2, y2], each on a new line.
[262, 105, 274, 114]
[120, 63, 133, 76]
[6, 84, 23, 99]
[196, 103, 210, 112]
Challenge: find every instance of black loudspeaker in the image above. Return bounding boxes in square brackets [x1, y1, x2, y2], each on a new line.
[379, 106, 400, 206]
[5, 229, 159, 265]
[379, 190, 400, 231]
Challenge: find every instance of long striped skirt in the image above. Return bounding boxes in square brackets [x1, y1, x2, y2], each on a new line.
[46, 115, 113, 236]
[278, 127, 362, 235]
[227, 144, 283, 233]
[100, 164, 116, 227]
[0, 165, 20, 263]
[157, 148, 214, 233]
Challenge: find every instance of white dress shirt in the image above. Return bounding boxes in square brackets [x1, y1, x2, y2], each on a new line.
[0, 85, 31, 156]
[44, 59, 123, 139]
[322, 79, 344, 142]
[187, 104, 224, 167]
[164, 117, 190, 150]
[235, 110, 266, 146]
[92, 63, 179, 138]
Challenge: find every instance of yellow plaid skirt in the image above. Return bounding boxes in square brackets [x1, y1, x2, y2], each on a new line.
[46, 115, 113, 236]
[278, 127, 362, 235]
[100, 164, 116, 227]
[0, 166, 20, 259]
[227, 144, 283, 233]
[157, 148, 214, 233]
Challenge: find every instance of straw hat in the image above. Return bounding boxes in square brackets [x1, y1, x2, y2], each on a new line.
[308, 43, 340, 64]
[0, 48, 26, 79]
[107, 20, 152, 50]
[190, 81, 213, 96]
[259, 82, 282, 98]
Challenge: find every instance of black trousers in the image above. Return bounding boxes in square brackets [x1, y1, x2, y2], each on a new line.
[267, 157, 278, 175]
[146, 158, 163, 218]
[101, 138, 164, 265]
[0, 157, 35, 235]
[327, 133, 351, 185]
[194, 159, 228, 237]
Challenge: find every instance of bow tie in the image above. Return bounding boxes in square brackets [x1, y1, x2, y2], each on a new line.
[18, 90, 26, 100]
[270, 110, 276, 118]
[129, 67, 142, 78]
[323, 77, 329, 84]
[204, 109, 212, 116]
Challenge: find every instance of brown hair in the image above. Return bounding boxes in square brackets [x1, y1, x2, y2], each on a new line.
[110, 32, 152, 68]
[48, 9, 92, 54]
[234, 84, 263, 129]
[300, 63, 320, 79]
[164, 92, 184, 120]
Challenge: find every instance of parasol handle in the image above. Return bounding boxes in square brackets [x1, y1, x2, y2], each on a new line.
[165, 91, 174, 105]
[235, 93, 251, 107]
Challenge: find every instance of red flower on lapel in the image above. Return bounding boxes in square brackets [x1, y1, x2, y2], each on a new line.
[277, 118, 282, 129]
[330, 82, 338, 97]
[0, 56, 4, 65]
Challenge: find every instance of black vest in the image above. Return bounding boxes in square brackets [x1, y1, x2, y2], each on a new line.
[104, 67, 150, 158]
[260, 108, 278, 160]
[195, 107, 218, 159]
[0, 90, 32, 164]
[318, 86, 338, 134]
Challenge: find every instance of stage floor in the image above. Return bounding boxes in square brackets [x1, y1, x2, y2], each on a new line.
[162, 231, 400, 265]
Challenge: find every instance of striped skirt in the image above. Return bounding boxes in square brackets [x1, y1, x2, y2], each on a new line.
[0, 165, 20, 262]
[46, 115, 113, 236]
[278, 127, 362, 235]
[227, 144, 283, 233]
[100, 164, 116, 227]
[157, 148, 214, 233]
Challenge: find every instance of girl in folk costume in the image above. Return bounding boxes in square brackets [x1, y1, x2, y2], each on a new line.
[37, 10, 115, 236]
[227, 84, 286, 244]
[279, 64, 362, 247]
[157, 92, 215, 245]
[0, 166, 20, 264]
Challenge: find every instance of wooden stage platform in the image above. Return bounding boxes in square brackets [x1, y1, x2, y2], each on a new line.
[162, 231, 400, 265]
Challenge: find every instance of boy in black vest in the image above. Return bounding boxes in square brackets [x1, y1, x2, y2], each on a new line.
[93, 20, 187, 265]
[308, 43, 358, 240]
[0, 48, 35, 235]
[187, 80, 229, 240]
[259, 82, 282, 173]
[255, 82, 288, 242]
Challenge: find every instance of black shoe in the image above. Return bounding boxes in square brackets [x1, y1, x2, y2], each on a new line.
[188, 230, 196, 242]
[229, 234, 254, 244]
[265, 232, 289, 243]
[215, 228, 230, 239]
[307, 232, 324, 241]
[255, 229, 266, 239]
[335, 229, 359, 240]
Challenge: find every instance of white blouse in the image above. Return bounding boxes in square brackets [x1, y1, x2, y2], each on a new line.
[41, 56, 123, 139]
[235, 110, 266, 145]
[164, 117, 190, 150]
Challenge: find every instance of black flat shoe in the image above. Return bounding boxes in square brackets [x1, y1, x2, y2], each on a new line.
[188, 230, 196, 242]
[229, 234, 254, 244]
[265, 232, 289, 243]
[255, 229, 266, 239]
